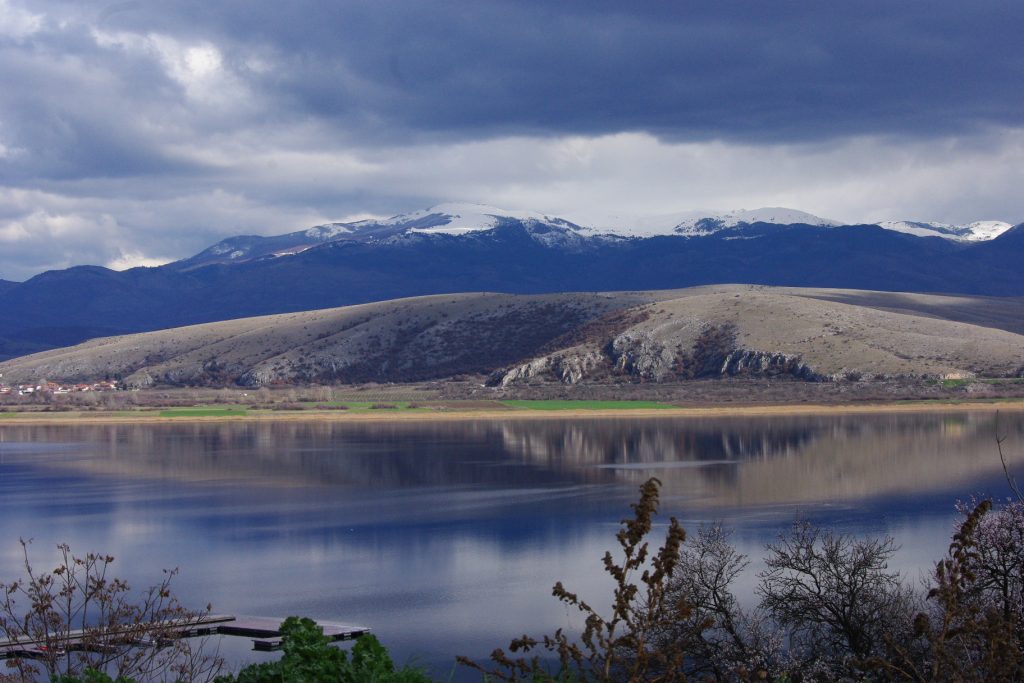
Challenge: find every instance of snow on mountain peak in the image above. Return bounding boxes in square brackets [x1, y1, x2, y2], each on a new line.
[305, 223, 354, 239]
[581, 207, 840, 237]
[381, 202, 578, 235]
[181, 203, 1017, 272]
[329, 203, 1011, 243]
[672, 207, 840, 235]
[875, 219, 1012, 241]
[963, 220, 1013, 241]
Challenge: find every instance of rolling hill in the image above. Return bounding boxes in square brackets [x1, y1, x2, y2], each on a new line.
[2, 286, 1022, 388]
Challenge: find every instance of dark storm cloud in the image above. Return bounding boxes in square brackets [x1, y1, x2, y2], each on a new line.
[0, 19, 211, 185]
[4, 0, 1022, 186]
[1, 0, 1023, 281]
[72, 0, 1024, 142]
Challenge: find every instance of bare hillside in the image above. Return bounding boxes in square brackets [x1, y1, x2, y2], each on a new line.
[2, 286, 1023, 388]
[0, 292, 656, 387]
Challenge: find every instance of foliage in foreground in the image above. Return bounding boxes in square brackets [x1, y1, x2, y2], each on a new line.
[464, 478, 1024, 682]
[29, 619, 428, 683]
[213, 617, 431, 683]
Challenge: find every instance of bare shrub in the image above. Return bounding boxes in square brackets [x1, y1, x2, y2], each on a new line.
[875, 500, 1024, 682]
[958, 498, 1024, 629]
[659, 525, 782, 681]
[459, 478, 688, 682]
[757, 521, 916, 679]
[674, 323, 738, 379]
[466, 445, 1024, 682]
[0, 541, 222, 683]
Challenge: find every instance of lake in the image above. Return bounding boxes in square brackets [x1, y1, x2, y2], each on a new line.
[1, 411, 1022, 679]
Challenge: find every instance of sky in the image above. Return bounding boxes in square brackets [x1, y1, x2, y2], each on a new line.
[1, 0, 1023, 281]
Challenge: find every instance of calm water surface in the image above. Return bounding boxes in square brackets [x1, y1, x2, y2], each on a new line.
[1, 412, 1022, 679]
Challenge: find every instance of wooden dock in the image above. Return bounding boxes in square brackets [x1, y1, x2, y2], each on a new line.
[214, 615, 370, 651]
[0, 614, 370, 659]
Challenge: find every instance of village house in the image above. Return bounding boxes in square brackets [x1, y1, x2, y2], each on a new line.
[0, 380, 121, 396]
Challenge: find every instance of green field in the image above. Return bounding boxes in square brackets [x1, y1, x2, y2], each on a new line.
[501, 400, 678, 411]
[159, 408, 249, 417]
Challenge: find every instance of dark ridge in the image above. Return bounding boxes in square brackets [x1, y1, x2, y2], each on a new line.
[2, 221, 1024, 358]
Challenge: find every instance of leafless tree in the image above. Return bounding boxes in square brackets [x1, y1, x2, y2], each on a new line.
[757, 521, 917, 680]
[662, 524, 782, 681]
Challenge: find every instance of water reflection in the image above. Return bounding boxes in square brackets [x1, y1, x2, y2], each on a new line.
[0, 412, 1021, 679]
[2, 413, 1019, 506]
[498, 413, 1022, 506]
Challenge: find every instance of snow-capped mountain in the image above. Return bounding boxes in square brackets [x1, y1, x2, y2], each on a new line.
[360, 202, 584, 235]
[174, 203, 588, 269]
[875, 220, 1013, 242]
[174, 202, 1017, 270]
[581, 207, 840, 237]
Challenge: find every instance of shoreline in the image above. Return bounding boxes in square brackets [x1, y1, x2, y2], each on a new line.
[2, 399, 1024, 426]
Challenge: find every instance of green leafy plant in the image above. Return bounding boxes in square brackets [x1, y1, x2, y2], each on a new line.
[214, 617, 432, 683]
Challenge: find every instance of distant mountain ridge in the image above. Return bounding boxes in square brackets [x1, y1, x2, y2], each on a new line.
[172, 203, 591, 270]
[0, 204, 1022, 361]
[167, 203, 1015, 271]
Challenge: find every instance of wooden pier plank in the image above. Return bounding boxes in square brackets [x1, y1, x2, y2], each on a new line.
[0, 615, 369, 659]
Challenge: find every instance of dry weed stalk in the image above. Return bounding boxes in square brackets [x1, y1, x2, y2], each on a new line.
[459, 477, 687, 682]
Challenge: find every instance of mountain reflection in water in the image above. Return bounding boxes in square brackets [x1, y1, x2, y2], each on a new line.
[2, 413, 1018, 506]
[0, 412, 1021, 680]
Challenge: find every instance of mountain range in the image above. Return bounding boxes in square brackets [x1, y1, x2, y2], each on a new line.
[171, 203, 1014, 271]
[1, 203, 1022, 361]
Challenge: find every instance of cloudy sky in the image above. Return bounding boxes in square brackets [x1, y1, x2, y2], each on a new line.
[1, 0, 1023, 280]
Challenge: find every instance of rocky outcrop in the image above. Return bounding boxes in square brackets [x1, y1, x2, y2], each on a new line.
[497, 356, 552, 386]
[555, 351, 606, 384]
[237, 367, 278, 387]
[608, 332, 674, 380]
[498, 344, 823, 386]
[497, 349, 607, 386]
[719, 349, 821, 380]
[124, 371, 155, 388]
